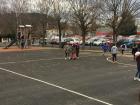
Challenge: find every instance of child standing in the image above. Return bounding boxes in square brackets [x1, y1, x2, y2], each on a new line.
[111, 44, 118, 62]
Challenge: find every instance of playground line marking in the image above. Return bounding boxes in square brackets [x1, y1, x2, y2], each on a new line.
[0, 67, 113, 105]
[106, 57, 136, 67]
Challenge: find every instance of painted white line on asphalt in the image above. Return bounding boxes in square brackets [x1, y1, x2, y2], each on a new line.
[0, 67, 113, 105]
[106, 57, 136, 67]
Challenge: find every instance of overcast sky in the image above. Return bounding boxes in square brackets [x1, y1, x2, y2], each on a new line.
[29, 0, 70, 12]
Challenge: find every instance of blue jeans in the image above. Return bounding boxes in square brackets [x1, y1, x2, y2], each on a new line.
[135, 64, 140, 78]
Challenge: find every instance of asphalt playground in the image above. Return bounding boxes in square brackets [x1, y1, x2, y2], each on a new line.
[0, 47, 139, 105]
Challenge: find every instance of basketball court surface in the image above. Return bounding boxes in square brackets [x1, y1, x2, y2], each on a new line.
[0, 47, 139, 105]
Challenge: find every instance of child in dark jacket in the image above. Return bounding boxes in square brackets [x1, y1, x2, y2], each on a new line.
[132, 45, 138, 60]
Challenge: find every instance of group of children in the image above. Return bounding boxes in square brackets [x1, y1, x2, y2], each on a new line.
[63, 41, 140, 81]
[64, 43, 80, 60]
[109, 43, 140, 81]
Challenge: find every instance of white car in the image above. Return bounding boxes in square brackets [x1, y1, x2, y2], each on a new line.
[93, 39, 106, 46]
[69, 38, 82, 44]
[85, 38, 100, 45]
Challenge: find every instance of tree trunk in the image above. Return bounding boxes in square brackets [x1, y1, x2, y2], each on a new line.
[82, 30, 86, 48]
[113, 27, 117, 44]
[113, 29, 116, 43]
[112, 11, 118, 44]
[58, 19, 62, 48]
[42, 23, 46, 47]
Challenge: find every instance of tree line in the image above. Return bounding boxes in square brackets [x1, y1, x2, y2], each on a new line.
[0, 0, 140, 47]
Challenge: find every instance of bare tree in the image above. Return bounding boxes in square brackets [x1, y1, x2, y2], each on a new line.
[0, 0, 8, 14]
[36, 0, 53, 46]
[103, 0, 140, 43]
[0, 0, 16, 38]
[68, 0, 99, 47]
[51, 0, 69, 47]
[0, 0, 7, 35]
[9, 0, 29, 28]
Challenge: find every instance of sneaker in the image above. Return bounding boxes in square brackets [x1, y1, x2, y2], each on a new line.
[112, 61, 115, 63]
[134, 77, 138, 80]
[65, 58, 67, 60]
[114, 61, 117, 63]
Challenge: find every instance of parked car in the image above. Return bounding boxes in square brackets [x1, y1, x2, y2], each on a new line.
[49, 38, 59, 45]
[60, 38, 74, 48]
[133, 39, 140, 48]
[126, 41, 134, 48]
[32, 39, 40, 46]
[85, 38, 99, 46]
[62, 38, 73, 43]
[93, 38, 106, 46]
[49, 36, 59, 45]
[69, 37, 82, 44]
[39, 38, 48, 45]
[117, 39, 134, 48]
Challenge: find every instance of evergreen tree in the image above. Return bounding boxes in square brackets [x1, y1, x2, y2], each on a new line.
[118, 12, 137, 36]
